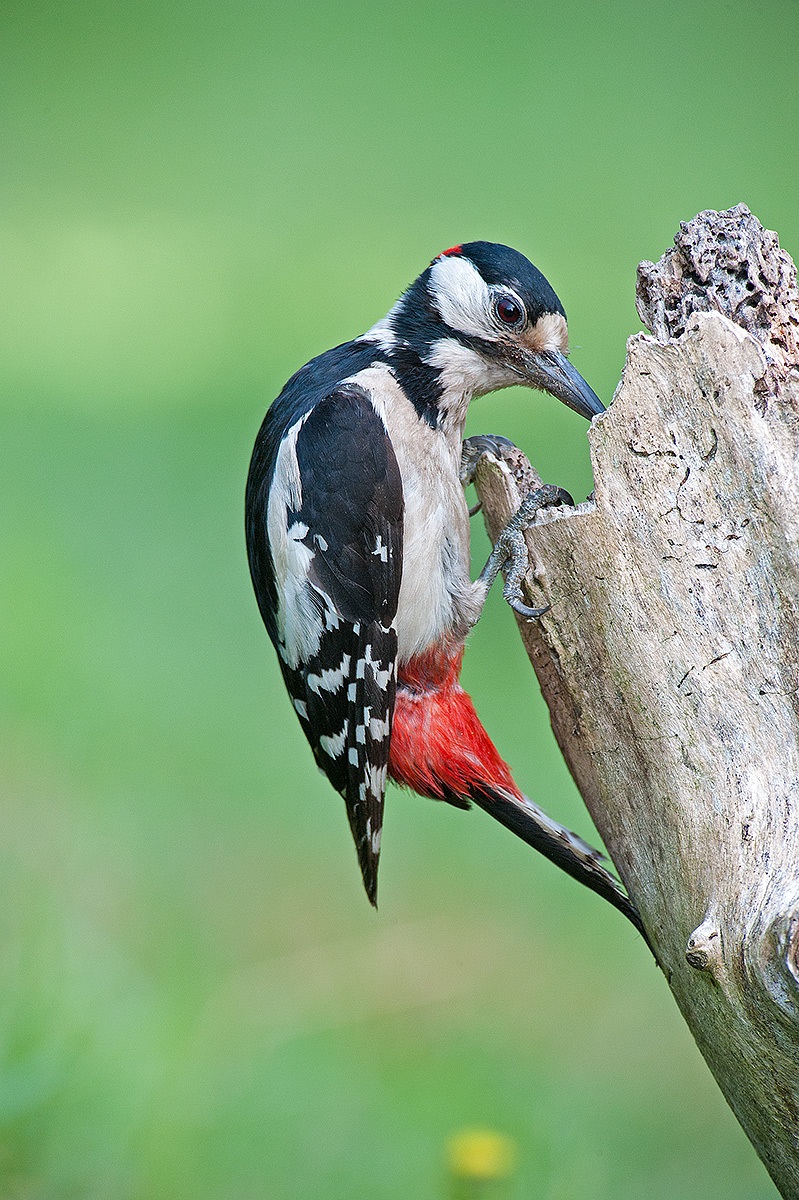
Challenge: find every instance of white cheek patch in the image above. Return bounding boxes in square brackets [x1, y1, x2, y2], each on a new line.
[429, 255, 497, 341]
[425, 337, 519, 401]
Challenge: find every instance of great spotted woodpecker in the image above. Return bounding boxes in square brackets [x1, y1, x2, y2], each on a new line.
[246, 242, 644, 937]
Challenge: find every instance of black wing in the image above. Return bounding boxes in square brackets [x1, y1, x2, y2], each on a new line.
[246, 381, 404, 904]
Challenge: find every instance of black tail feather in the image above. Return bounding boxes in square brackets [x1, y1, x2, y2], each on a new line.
[471, 786, 653, 953]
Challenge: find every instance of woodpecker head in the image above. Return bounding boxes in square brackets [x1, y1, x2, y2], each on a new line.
[367, 241, 603, 425]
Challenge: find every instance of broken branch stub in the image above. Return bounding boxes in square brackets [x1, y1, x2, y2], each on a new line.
[473, 206, 799, 1198]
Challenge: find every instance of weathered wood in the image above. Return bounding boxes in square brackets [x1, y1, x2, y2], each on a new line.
[473, 206, 799, 1198]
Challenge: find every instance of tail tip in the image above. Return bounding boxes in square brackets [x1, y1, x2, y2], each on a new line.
[358, 847, 380, 909]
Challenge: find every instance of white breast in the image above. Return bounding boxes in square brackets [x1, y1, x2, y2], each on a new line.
[348, 364, 479, 662]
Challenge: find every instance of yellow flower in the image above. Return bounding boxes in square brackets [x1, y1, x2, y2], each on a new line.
[446, 1129, 517, 1181]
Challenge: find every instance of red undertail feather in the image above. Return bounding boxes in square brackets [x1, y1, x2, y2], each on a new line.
[388, 644, 521, 803]
[388, 647, 650, 948]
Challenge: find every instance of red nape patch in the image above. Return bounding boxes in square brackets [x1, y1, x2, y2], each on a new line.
[438, 244, 463, 259]
[389, 648, 522, 803]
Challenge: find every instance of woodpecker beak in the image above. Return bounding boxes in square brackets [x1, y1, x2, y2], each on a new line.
[521, 349, 605, 419]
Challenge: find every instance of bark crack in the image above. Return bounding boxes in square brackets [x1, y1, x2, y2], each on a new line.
[474, 206, 799, 1199]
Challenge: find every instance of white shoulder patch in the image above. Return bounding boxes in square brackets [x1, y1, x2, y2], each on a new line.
[267, 412, 328, 669]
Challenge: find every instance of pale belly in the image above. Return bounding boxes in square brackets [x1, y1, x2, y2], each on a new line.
[348, 363, 482, 663]
[394, 462, 478, 662]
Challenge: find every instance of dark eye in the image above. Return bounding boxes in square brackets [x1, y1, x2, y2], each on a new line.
[494, 294, 525, 327]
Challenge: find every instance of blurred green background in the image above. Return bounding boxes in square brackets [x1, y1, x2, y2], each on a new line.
[1, 0, 796, 1196]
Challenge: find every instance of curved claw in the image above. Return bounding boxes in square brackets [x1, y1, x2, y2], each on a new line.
[515, 484, 574, 522]
[507, 596, 550, 622]
[460, 434, 518, 487]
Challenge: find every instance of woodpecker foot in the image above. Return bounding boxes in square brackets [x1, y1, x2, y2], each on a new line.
[480, 485, 574, 621]
[461, 435, 521, 517]
[516, 484, 575, 518]
[460, 434, 517, 490]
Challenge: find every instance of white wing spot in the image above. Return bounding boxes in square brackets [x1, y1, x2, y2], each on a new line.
[307, 654, 351, 695]
[367, 762, 387, 800]
[319, 723, 348, 759]
[369, 713, 390, 740]
[293, 698, 308, 719]
[363, 642, 392, 689]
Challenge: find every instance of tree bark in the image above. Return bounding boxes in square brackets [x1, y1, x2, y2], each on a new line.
[472, 205, 799, 1198]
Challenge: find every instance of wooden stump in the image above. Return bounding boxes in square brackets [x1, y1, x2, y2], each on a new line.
[473, 205, 799, 1198]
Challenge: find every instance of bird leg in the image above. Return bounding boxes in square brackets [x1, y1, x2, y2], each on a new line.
[461, 437, 573, 621]
[478, 486, 573, 619]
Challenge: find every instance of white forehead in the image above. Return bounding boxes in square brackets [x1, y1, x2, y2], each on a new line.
[428, 255, 498, 340]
